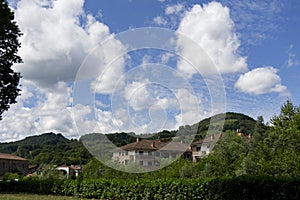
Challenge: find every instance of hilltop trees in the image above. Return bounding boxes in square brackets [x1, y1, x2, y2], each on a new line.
[251, 116, 268, 147]
[238, 100, 300, 177]
[0, 0, 22, 120]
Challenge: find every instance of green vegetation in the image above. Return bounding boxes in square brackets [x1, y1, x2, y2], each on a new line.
[0, 0, 23, 120]
[0, 176, 299, 199]
[79, 101, 300, 180]
[1, 101, 300, 199]
[0, 133, 92, 165]
[82, 112, 256, 146]
[0, 193, 88, 200]
[0, 112, 256, 167]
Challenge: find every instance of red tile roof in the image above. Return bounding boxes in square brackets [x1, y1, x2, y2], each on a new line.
[0, 153, 28, 161]
[119, 139, 190, 152]
[191, 133, 224, 146]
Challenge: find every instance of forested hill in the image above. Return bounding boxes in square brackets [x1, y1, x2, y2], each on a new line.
[82, 112, 257, 146]
[0, 112, 256, 165]
[0, 133, 92, 165]
[183, 112, 257, 140]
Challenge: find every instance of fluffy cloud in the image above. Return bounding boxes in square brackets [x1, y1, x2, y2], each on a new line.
[123, 81, 153, 111]
[235, 67, 289, 95]
[0, 0, 126, 141]
[13, 0, 123, 88]
[176, 2, 247, 76]
[0, 81, 75, 141]
[174, 89, 203, 126]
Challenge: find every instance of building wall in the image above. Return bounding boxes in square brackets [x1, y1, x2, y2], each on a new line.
[191, 143, 211, 161]
[0, 159, 29, 176]
[113, 149, 191, 166]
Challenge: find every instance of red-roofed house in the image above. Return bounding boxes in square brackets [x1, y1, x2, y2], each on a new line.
[112, 138, 192, 167]
[191, 133, 224, 162]
[0, 153, 29, 177]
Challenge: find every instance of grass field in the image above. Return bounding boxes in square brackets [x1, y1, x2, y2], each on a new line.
[0, 193, 91, 200]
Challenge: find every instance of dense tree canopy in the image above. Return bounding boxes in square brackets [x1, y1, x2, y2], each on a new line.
[0, 0, 22, 120]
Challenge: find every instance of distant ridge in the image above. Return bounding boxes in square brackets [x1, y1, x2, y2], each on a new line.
[81, 112, 256, 147]
[0, 112, 256, 165]
[0, 132, 92, 165]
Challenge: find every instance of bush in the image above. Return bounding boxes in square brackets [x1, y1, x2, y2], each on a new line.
[0, 176, 299, 199]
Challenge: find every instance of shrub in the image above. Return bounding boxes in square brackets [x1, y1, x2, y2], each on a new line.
[0, 176, 299, 199]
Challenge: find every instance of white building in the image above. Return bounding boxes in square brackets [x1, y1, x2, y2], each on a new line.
[112, 138, 192, 167]
[191, 133, 224, 162]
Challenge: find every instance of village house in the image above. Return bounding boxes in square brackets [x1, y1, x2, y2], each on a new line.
[190, 133, 224, 162]
[113, 131, 252, 165]
[56, 164, 81, 178]
[0, 153, 29, 178]
[112, 138, 192, 167]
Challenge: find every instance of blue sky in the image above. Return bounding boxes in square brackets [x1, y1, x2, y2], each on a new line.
[0, 0, 299, 142]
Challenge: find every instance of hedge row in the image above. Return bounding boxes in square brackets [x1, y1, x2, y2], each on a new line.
[1, 176, 300, 199]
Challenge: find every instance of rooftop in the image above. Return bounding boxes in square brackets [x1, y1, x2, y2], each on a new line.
[119, 139, 191, 152]
[191, 132, 224, 146]
[0, 153, 28, 161]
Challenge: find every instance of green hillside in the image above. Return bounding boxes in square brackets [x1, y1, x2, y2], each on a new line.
[0, 133, 92, 165]
[172, 112, 256, 140]
[81, 112, 256, 147]
[194, 112, 256, 139]
[0, 112, 256, 166]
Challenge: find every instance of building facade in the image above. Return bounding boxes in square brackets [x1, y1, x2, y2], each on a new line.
[113, 132, 246, 164]
[191, 133, 225, 162]
[0, 153, 29, 177]
[112, 138, 192, 167]
[56, 165, 81, 177]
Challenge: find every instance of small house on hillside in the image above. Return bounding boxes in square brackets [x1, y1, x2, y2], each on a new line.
[191, 133, 224, 162]
[0, 153, 29, 178]
[112, 138, 192, 167]
[56, 165, 81, 177]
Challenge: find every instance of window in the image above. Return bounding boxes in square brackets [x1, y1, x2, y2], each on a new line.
[125, 151, 128, 155]
[148, 151, 153, 156]
[140, 161, 143, 166]
[139, 151, 143, 155]
[162, 152, 169, 158]
[196, 147, 201, 151]
[155, 151, 160, 156]
[148, 161, 152, 166]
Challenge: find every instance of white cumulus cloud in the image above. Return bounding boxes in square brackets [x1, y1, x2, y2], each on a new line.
[13, 0, 123, 88]
[176, 2, 247, 76]
[0, 0, 126, 141]
[235, 66, 289, 95]
[124, 80, 153, 111]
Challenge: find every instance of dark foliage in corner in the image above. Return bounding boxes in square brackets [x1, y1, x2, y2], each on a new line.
[0, 0, 23, 120]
